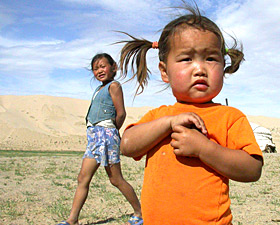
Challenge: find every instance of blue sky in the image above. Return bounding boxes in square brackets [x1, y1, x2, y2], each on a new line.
[0, 0, 279, 118]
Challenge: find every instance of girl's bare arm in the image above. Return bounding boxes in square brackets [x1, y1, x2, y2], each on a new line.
[201, 141, 263, 182]
[121, 112, 207, 158]
[109, 82, 126, 130]
[171, 125, 263, 182]
[121, 116, 172, 157]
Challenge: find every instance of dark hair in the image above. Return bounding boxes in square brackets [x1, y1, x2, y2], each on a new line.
[91, 53, 117, 77]
[118, 4, 244, 95]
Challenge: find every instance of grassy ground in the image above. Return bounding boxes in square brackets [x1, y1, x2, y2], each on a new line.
[0, 151, 279, 225]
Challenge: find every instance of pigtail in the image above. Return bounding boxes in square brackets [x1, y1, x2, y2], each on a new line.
[116, 32, 153, 95]
[224, 38, 245, 74]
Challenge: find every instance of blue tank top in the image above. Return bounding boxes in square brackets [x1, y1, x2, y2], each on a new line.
[86, 81, 117, 125]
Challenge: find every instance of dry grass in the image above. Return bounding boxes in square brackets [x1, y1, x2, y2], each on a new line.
[0, 151, 279, 225]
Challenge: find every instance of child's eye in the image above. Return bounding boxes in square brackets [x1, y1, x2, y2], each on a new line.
[207, 57, 217, 62]
[181, 58, 192, 62]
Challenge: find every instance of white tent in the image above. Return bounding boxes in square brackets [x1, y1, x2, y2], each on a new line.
[250, 122, 276, 153]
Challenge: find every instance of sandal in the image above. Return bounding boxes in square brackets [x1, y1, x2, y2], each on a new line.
[128, 215, 143, 225]
[57, 221, 70, 225]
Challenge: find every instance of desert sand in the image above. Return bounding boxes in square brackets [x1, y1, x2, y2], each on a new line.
[0, 95, 280, 224]
[0, 95, 279, 151]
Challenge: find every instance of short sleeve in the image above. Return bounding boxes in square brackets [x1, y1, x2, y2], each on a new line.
[227, 116, 263, 157]
[125, 107, 159, 130]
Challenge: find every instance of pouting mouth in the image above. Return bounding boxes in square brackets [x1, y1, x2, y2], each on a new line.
[193, 79, 208, 86]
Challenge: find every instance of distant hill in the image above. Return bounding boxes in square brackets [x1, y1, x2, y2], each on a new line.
[0, 95, 153, 151]
[0, 95, 278, 151]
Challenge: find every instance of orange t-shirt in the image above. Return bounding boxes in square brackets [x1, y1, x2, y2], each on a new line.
[129, 102, 263, 225]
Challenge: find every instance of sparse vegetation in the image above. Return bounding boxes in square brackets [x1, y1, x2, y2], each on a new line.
[0, 151, 279, 224]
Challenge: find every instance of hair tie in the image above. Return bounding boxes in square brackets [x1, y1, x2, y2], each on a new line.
[152, 41, 159, 49]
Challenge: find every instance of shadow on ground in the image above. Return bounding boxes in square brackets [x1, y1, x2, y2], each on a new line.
[85, 214, 132, 224]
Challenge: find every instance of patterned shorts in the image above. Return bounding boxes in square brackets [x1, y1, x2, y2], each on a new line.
[83, 126, 120, 166]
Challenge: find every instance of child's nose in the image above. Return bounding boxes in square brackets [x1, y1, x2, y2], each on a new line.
[193, 62, 207, 77]
[97, 67, 103, 74]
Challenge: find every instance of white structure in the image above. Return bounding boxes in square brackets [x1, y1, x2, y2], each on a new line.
[250, 122, 276, 153]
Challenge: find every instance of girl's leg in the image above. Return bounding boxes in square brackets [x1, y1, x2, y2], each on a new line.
[66, 158, 100, 225]
[105, 163, 142, 218]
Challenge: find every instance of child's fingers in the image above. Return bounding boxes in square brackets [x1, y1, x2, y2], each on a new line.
[193, 115, 207, 135]
[173, 148, 183, 156]
[170, 126, 197, 157]
[185, 113, 208, 135]
[170, 125, 184, 148]
[171, 112, 208, 135]
[171, 125, 205, 157]
[172, 124, 185, 133]
[170, 137, 181, 155]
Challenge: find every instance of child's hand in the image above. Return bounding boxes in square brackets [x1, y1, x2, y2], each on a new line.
[170, 124, 210, 157]
[169, 112, 208, 157]
[170, 112, 207, 135]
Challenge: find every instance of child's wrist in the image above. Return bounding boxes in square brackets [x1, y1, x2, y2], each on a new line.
[198, 138, 216, 160]
[165, 116, 174, 132]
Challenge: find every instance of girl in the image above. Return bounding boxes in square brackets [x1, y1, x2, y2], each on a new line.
[118, 5, 263, 225]
[57, 53, 143, 225]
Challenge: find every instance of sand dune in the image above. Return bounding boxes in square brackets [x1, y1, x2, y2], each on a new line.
[0, 95, 279, 151]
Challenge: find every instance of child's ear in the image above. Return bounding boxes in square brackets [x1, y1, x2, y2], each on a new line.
[112, 63, 117, 73]
[159, 61, 169, 83]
